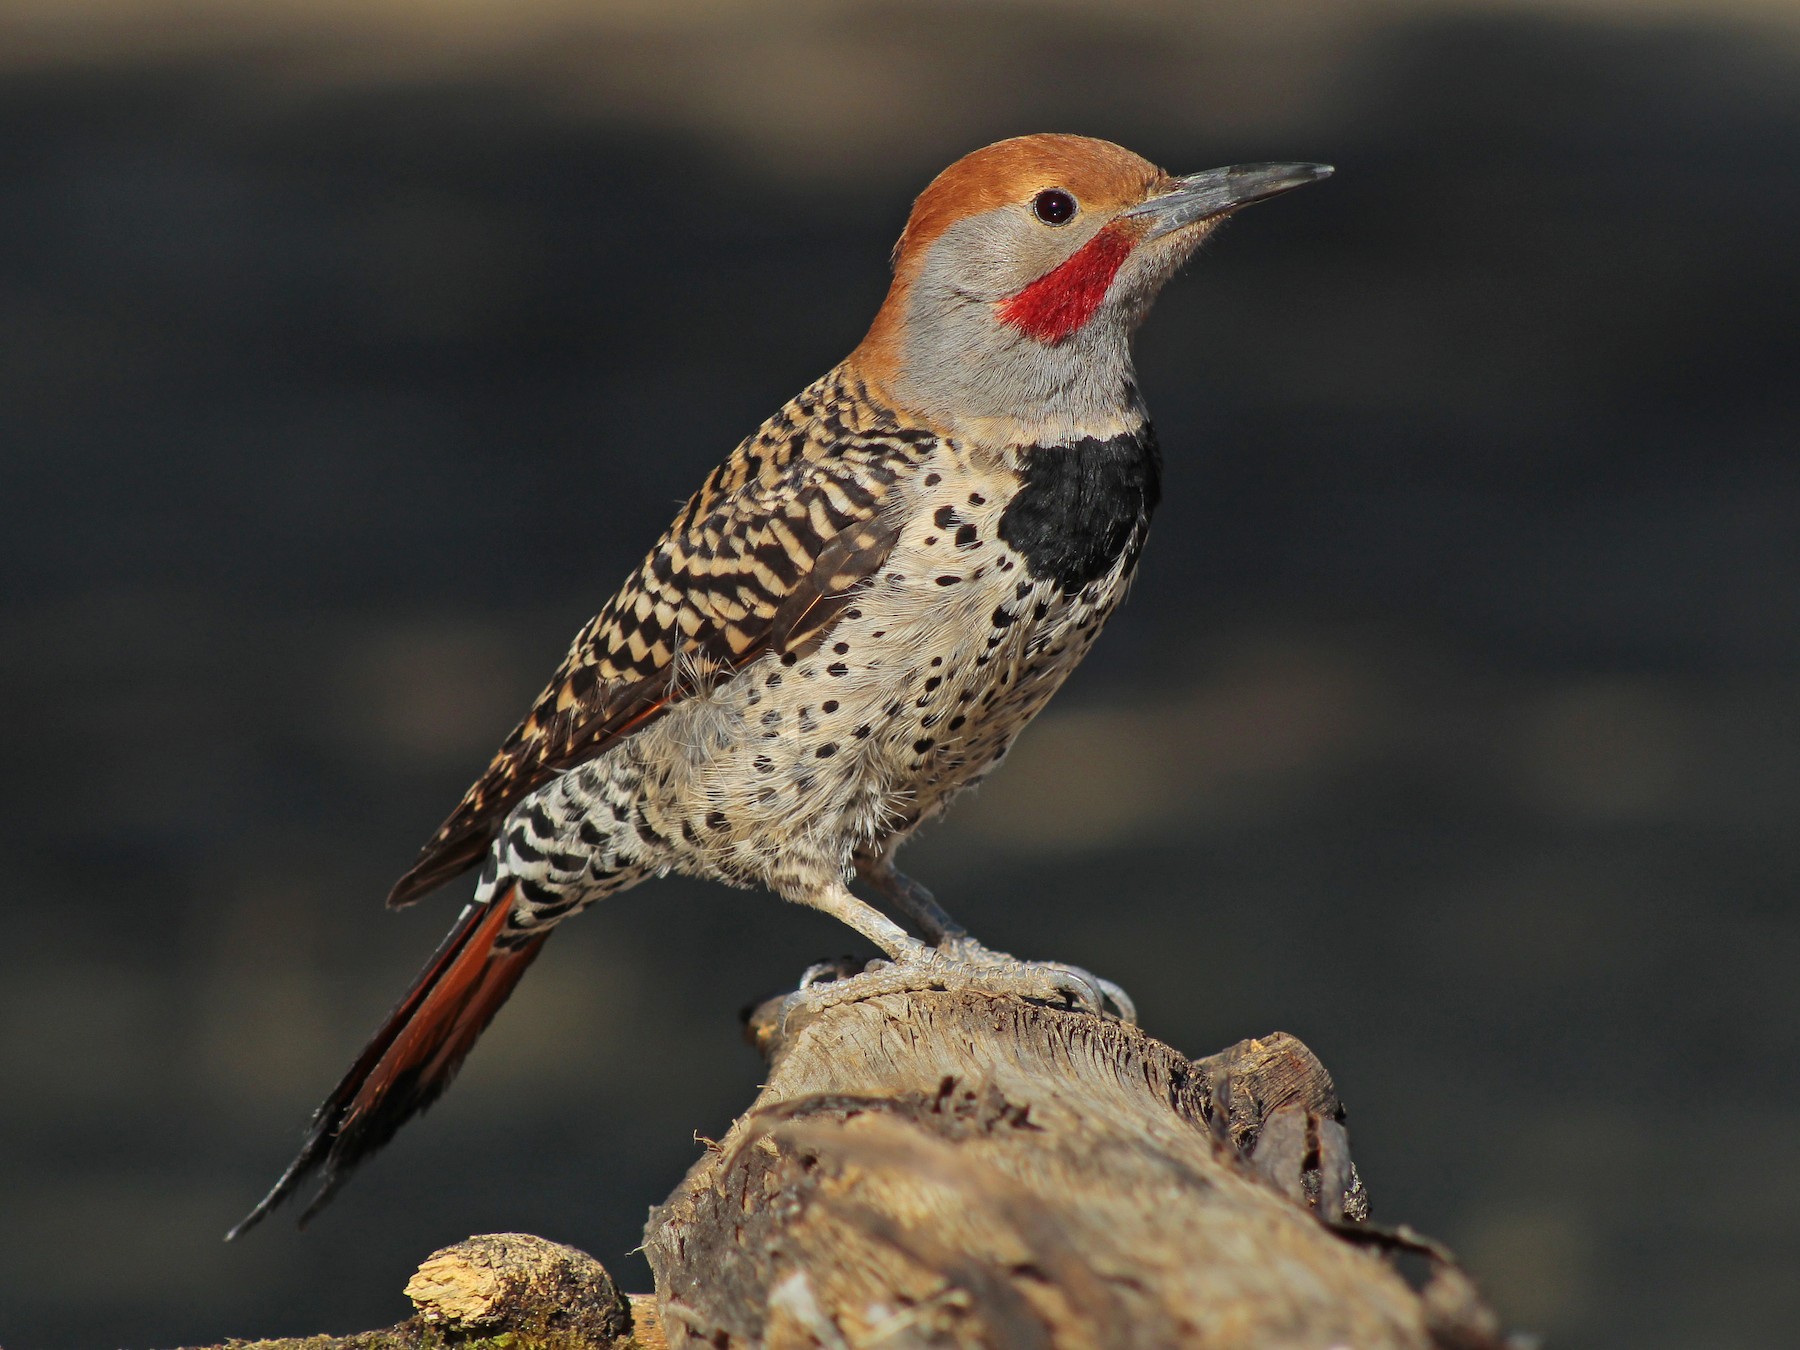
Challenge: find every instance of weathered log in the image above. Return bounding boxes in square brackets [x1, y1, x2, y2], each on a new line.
[646, 978, 1503, 1349]
[175, 972, 1513, 1350]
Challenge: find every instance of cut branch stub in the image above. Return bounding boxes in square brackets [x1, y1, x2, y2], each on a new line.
[405, 1232, 633, 1343]
[172, 1232, 658, 1350]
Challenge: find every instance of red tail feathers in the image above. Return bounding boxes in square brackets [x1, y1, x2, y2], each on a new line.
[227, 887, 548, 1238]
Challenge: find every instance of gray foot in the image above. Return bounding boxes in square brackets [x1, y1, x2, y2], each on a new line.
[783, 939, 1137, 1028]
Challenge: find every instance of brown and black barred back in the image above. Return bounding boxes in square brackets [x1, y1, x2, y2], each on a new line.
[388, 368, 941, 907]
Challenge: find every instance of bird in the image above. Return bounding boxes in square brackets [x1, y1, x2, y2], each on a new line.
[228, 134, 1330, 1238]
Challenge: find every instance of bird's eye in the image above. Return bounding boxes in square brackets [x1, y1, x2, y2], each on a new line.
[1032, 189, 1077, 225]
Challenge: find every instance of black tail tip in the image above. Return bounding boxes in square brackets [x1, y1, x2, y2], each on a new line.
[225, 1175, 342, 1241]
[224, 1135, 340, 1241]
[224, 1180, 294, 1242]
[224, 1198, 274, 1243]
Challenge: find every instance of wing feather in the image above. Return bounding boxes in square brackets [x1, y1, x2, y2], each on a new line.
[387, 370, 932, 908]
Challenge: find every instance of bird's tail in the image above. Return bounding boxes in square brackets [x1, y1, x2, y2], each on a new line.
[226, 886, 547, 1239]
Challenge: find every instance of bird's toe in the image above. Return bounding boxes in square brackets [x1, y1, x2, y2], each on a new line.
[779, 945, 1134, 1025]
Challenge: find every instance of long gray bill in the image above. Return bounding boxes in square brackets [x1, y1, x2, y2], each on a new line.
[1124, 162, 1334, 238]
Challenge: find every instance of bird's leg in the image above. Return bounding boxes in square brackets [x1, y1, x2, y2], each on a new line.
[853, 856, 1133, 1019]
[857, 857, 967, 945]
[785, 875, 1137, 1025]
[794, 880, 930, 962]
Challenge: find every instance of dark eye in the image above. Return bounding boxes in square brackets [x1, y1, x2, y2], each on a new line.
[1032, 188, 1076, 225]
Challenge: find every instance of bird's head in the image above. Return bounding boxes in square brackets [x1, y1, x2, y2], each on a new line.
[851, 134, 1330, 442]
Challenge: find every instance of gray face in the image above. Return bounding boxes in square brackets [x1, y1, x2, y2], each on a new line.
[886, 198, 1205, 441]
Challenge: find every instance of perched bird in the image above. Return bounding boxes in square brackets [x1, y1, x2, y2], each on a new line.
[229, 134, 1330, 1237]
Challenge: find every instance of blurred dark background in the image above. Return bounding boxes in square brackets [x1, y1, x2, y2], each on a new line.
[2, 2, 1797, 1346]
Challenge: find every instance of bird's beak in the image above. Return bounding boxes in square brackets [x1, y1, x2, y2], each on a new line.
[1122, 162, 1333, 240]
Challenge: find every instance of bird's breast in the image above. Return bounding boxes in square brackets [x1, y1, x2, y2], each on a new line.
[583, 431, 1157, 884]
[769, 433, 1153, 815]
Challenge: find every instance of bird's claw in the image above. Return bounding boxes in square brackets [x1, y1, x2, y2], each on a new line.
[997, 959, 1136, 1024]
[925, 936, 1136, 1023]
[1085, 972, 1138, 1024]
[797, 955, 875, 990]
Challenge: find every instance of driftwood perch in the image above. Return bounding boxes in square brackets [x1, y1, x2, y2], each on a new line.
[179, 973, 1513, 1350]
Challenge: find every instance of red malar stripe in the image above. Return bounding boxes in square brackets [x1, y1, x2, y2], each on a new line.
[996, 225, 1135, 344]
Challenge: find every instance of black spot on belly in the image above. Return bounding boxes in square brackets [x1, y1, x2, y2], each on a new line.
[998, 425, 1161, 594]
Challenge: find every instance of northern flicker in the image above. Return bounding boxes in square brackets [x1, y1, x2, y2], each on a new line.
[229, 134, 1330, 1237]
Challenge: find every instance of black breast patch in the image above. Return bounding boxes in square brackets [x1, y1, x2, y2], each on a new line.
[997, 424, 1162, 595]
